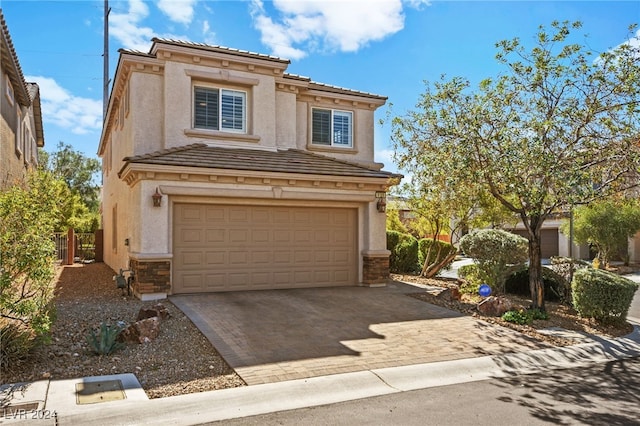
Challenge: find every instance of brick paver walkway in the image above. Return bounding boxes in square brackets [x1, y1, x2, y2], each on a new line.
[171, 282, 550, 385]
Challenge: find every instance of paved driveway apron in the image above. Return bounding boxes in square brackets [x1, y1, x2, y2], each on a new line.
[171, 282, 549, 385]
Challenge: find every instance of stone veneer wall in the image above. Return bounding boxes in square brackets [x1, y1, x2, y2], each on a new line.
[129, 259, 171, 295]
[362, 254, 390, 285]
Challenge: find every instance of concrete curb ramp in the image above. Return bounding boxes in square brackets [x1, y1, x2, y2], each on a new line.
[3, 326, 640, 425]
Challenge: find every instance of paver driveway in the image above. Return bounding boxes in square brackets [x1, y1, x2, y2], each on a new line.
[171, 281, 550, 385]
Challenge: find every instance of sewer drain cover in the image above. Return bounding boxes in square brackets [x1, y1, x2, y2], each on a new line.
[75, 380, 125, 405]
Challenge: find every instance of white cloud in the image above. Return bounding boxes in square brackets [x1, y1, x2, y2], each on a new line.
[110, 0, 155, 51]
[26, 76, 103, 135]
[202, 19, 217, 45]
[250, 0, 425, 59]
[109, 0, 194, 51]
[157, 0, 197, 25]
[404, 0, 430, 10]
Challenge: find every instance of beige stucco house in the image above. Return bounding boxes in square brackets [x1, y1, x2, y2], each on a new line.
[98, 38, 400, 300]
[0, 11, 44, 189]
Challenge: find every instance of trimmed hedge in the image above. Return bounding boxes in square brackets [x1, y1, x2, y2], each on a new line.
[572, 268, 638, 324]
[387, 231, 419, 274]
[459, 229, 528, 293]
[418, 239, 457, 271]
[549, 256, 592, 303]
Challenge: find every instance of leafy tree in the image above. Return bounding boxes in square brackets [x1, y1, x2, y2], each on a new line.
[39, 142, 101, 212]
[39, 142, 101, 231]
[418, 238, 457, 278]
[385, 203, 409, 234]
[391, 21, 640, 310]
[565, 199, 640, 267]
[0, 170, 61, 337]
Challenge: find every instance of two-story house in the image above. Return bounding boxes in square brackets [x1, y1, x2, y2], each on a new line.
[0, 11, 44, 189]
[98, 38, 400, 300]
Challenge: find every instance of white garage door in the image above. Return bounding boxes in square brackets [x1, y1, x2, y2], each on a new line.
[173, 204, 358, 293]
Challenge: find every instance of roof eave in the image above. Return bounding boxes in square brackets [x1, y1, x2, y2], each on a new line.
[118, 161, 398, 189]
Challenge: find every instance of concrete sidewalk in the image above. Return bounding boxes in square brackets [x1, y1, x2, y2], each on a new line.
[3, 324, 640, 425]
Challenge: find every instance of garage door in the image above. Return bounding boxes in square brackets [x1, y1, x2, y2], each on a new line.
[512, 229, 559, 259]
[173, 204, 358, 293]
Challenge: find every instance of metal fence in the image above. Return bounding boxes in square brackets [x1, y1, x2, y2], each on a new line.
[52, 232, 68, 263]
[52, 232, 96, 263]
[75, 232, 96, 261]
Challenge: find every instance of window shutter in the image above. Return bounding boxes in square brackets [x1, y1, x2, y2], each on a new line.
[221, 90, 245, 131]
[333, 111, 352, 146]
[194, 87, 219, 129]
[312, 109, 331, 145]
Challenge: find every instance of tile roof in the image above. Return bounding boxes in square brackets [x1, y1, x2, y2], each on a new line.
[283, 73, 386, 100]
[150, 38, 291, 64]
[0, 10, 31, 106]
[121, 144, 399, 179]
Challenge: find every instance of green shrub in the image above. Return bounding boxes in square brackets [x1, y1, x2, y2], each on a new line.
[572, 268, 639, 324]
[549, 256, 592, 302]
[457, 263, 482, 295]
[530, 308, 550, 321]
[502, 309, 531, 325]
[86, 322, 126, 355]
[418, 239, 457, 271]
[459, 229, 528, 293]
[504, 266, 567, 302]
[387, 231, 419, 274]
[502, 308, 549, 325]
[0, 321, 36, 371]
[1, 171, 63, 372]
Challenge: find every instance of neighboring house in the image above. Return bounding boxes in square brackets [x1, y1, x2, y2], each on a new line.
[0, 10, 44, 189]
[506, 214, 591, 260]
[98, 38, 400, 300]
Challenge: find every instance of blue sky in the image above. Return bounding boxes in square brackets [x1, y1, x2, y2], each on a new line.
[1, 0, 638, 174]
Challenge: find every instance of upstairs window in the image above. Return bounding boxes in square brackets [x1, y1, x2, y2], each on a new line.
[312, 108, 352, 148]
[194, 86, 246, 133]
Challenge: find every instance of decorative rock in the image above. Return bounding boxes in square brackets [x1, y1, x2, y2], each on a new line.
[477, 296, 513, 317]
[436, 287, 462, 301]
[137, 304, 170, 321]
[118, 317, 161, 344]
[426, 287, 463, 302]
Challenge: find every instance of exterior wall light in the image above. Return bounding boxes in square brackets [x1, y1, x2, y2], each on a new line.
[152, 187, 163, 207]
[375, 191, 387, 213]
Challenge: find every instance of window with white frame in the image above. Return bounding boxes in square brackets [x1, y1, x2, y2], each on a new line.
[312, 108, 353, 147]
[194, 86, 246, 132]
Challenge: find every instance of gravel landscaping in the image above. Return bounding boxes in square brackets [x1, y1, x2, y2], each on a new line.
[393, 273, 635, 347]
[4, 263, 634, 400]
[3, 263, 245, 399]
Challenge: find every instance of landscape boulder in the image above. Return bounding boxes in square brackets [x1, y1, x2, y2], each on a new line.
[477, 296, 513, 317]
[118, 317, 161, 344]
[437, 287, 462, 302]
[137, 303, 170, 321]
